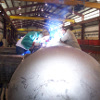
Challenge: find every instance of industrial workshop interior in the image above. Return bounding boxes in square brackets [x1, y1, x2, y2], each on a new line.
[0, 0, 100, 100]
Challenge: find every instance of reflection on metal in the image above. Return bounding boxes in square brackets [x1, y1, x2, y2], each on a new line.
[10, 16, 75, 23]
[8, 45, 100, 100]
[17, 0, 100, 9]
[17, 28, 43, 32]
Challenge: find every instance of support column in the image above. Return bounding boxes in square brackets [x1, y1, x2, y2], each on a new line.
[2, 18, 7, 47]
[99, 20, 100, 40]
[3, 18, 6, 39]
[81, 24, 85, 40]
[11, 26, 13, 39]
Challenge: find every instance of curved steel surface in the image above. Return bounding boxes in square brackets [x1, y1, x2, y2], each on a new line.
[8, 45, 100, 100]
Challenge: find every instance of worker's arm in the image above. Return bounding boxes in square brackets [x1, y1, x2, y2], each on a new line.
[60, 32, 68, 43]
[60, 38, 65, 43]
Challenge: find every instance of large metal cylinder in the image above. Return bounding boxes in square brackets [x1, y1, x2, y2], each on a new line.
[8, 45, 100, 100]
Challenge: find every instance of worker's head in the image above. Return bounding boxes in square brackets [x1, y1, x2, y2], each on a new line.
[0, 33, 3, 41]
[62, 26, 67, 31]
[61, 26, 66, 35]
[38, 32, 43, 38]
[68, 26, 73, 31]
[42, 29, 49, 36]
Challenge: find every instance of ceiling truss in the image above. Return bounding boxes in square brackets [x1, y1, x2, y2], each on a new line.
[0, 0, 100, 33]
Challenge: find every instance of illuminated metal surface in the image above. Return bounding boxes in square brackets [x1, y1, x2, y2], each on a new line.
[8, 45, 100, 100]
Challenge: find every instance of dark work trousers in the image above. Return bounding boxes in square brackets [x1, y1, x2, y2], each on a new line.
[16, 46, 28, 55]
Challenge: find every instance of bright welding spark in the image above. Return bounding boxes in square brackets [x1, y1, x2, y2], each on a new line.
[41, 28, 64, 47]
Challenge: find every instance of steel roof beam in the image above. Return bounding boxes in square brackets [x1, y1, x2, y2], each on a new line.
[5, 3, 43, 11]
[17, 0, 100, 9]
[5, 3, 64, 11]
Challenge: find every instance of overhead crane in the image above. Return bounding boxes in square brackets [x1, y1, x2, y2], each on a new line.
[13, 0, 100, 33]
[17, 28, 43, 32]
[10, 16, 75, 23]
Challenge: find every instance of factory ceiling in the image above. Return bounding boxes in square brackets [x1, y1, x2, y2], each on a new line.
[0, 0, 100, 33]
